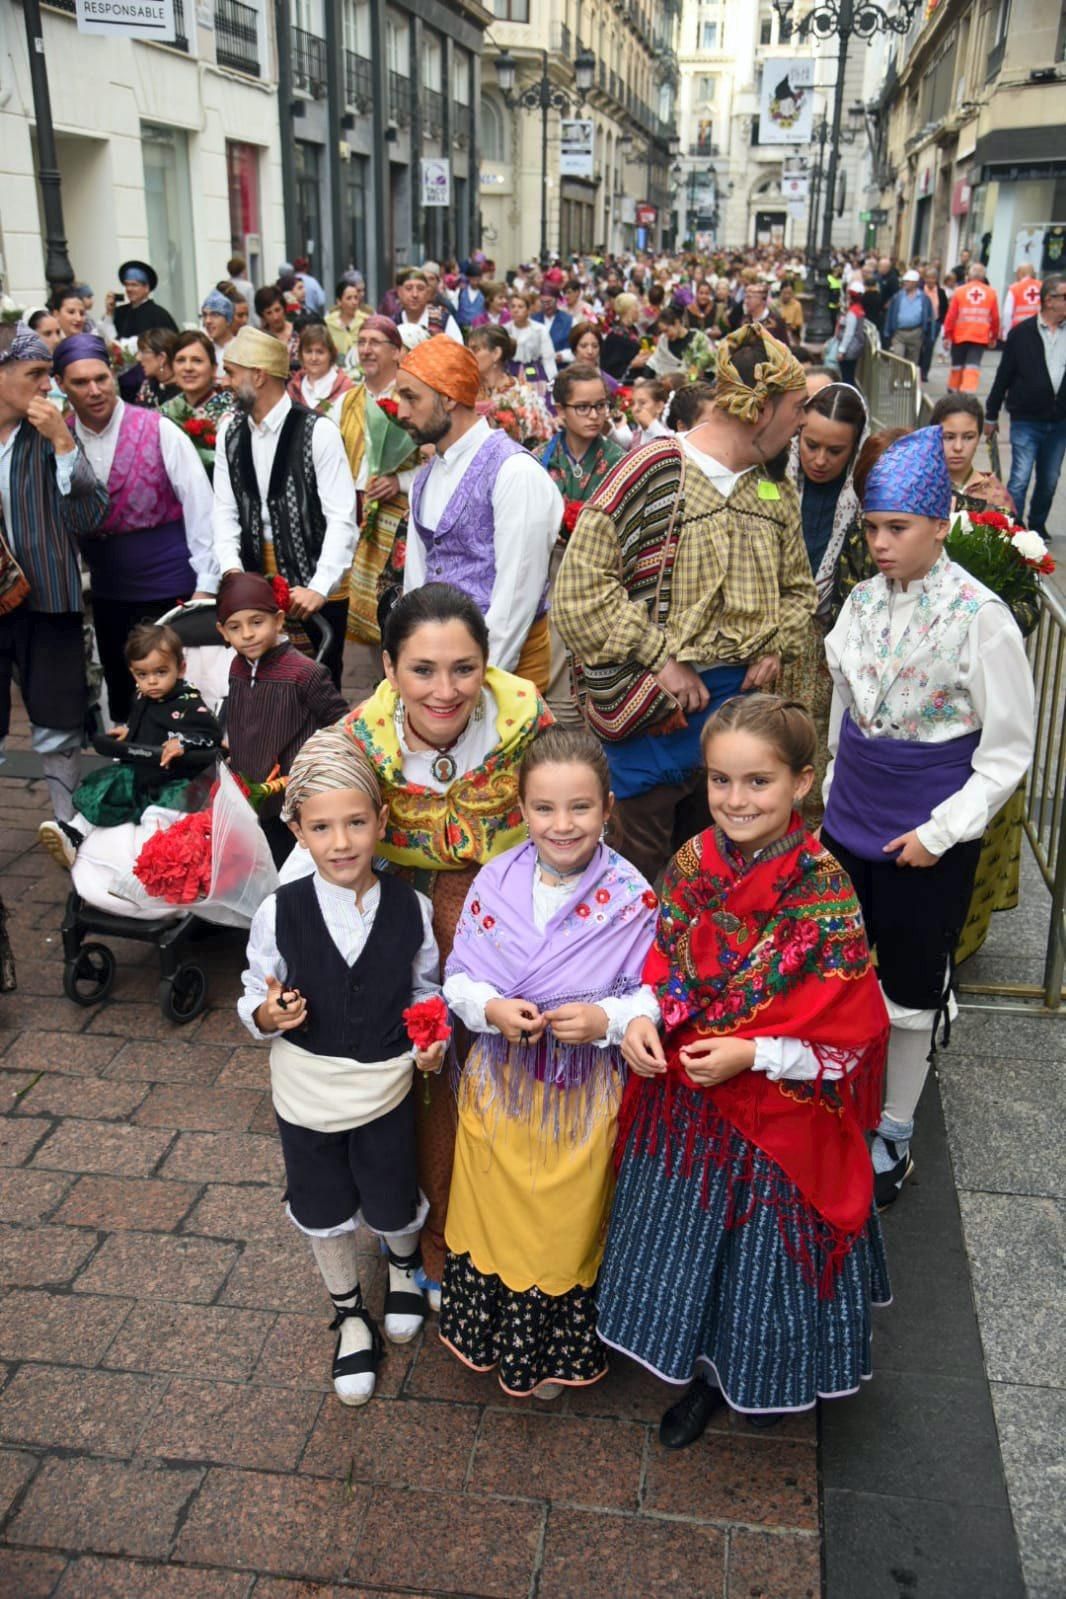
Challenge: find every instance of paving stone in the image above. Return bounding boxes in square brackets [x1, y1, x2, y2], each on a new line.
[403, 1324, 501, 1405]
[939, 1053, 1065, 1200]
[355, 1488, 544, 1597]
[470, 1409, 646, 1511]
[0, 1167, 72, 1222]
[301, 1394, 479, 1489]
[15, 1075, 148, 1122]
[823, 1487, 1026, 1599]
[214, 1045, 271, 1089]
[175, 1466, 366, 1580]
[991, 1383, 1066, 1599]
[4, 995, 90, 1033]
[251, 1584, 417, 1599]
[0, 1115, 53, 1167]
[105, 1041, 232, 1085]
[4, 1031, 124, 1076]
[565, 1356, 709, 1427]
[104, 1301, 275, 1382]
[86, 1003, 204, 1041]
[181, 1183, 289, 1242]
[220, 1239, 324, 1313]
[32, 1118, 174, 1178]
[53, 1556, 252, 1598]
[54, 1174, 200, 1232]
[6, 1455, 204, 1560]
[726, 1529, 821, 1599]
[74, 1232, 239, 1303]
[195, 1009, 257, 1046]
[139, 1377, 322, 1471]
[642, 1434, 818, 1530]
[958, 1191, 1065, 1387]
[0, 1068, 42, 1110]
[0, 1444, 39, 1515]
[539, 1506, 726, 1599]
[0, 1223, 98, 1286]
[248, 1096, 278, 1135]
[134, 1083, 264, 1133]
[251, 1312, 334, 1392]
[0, 1549, 69, 1599]
[0, 1363, 166, 1455]
[159, 1131, 282, 1186]
[0, 1288, 132, 1365]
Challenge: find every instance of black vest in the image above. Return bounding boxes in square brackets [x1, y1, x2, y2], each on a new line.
[225, 403, 327, 588]
[274, 872, 424, 1060]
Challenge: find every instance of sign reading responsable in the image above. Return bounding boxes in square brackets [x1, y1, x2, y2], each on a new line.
[75, 0, 176, 40]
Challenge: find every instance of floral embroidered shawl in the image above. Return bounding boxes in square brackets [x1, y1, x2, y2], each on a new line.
[343, 667, 552, 871]
[619, 819, 888, 1290]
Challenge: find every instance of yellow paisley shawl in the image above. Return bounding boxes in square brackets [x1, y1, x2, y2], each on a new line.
[343, 667, 553, 870]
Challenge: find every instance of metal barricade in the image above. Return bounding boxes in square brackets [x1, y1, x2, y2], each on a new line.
[958, 580, 1066, 1010]
[853, 323, 925, 431]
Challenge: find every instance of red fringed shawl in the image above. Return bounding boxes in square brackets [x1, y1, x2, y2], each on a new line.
[617, 819, 889, 1292]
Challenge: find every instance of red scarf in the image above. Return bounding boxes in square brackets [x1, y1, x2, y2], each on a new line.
[618, 820, 888, 1292]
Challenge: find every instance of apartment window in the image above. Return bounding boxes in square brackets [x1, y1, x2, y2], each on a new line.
[453, 52, 471, 106]
[760, 18, 773, 45]
[342, 0, 369, 55]
[386, 11, 408, 74]
[701, 20, 717, 49]
[492, 0, 529, 19]
[141, 124, 194, 321]
[697, 75, 716, 102]
[480, 93, 509, 162]
[422, 32, 442, 91]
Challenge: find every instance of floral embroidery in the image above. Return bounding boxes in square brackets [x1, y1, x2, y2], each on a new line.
[595, 889, 611, 904]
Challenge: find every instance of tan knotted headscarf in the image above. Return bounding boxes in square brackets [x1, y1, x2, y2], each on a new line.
[714, 323, 807, 424]
[281, 725, 382, 824]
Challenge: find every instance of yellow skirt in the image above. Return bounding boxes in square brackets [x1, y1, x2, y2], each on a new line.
[444, 1042, 621, 1296]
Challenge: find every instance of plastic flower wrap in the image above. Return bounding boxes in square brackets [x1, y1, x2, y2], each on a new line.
[110, 337, 140, 370]
[490, 387, 554, 445]
[946, 508, 1053, 637]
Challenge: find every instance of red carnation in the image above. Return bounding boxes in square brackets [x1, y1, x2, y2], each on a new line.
[641, 890, 658, 909]
[575, 903, 591, 918]
[377, 396, 400, 419]
[203, 430, 217, 449]
[562, 498, 584, 534]
[133, 811, 213, 904]
[971, 510, 1011, 532]
[270, 576, 292, 611]
[183, 418, 207, 438]
[595, 888, 611, 904]
[403, 995, 452, 1051]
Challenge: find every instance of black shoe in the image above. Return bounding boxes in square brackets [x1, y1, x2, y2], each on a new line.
[659, 1377, 724, 1450]
[747, 1410, 786, 1429]
[874, 1139, 914, 1210]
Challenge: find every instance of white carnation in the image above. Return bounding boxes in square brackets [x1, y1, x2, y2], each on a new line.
[951, 510, 972, 536]
[1011, 528, 1047, 560]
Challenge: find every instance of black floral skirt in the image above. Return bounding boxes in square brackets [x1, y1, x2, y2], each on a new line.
[439, 1250, 608, 1396]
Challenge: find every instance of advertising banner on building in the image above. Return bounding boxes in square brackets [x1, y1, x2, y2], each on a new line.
[75, 0, 175, 41]
[635, 203, 658, 227]
[560, 120, 595, 179]
[421, 158, 451, 207]
[757, 58, 815, 145]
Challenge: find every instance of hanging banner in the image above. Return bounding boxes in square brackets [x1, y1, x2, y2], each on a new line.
[75, 0, 175, 41]
[758, 58, 815, 145]
[635, 203, 658, 227]
[560, 119, 595, 179]
[421, 158, 451, 207]
[781, 173, 809, 202]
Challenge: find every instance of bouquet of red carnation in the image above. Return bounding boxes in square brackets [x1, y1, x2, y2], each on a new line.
[132, 809, 213, 904]
[403, 995, 452, 1050]
[613, 385, 635, 426]
[183, 417, 208, 439]
[561, 498, 585, 537]
[376, 395, 400, 420]
[947, 507, 1054, 635]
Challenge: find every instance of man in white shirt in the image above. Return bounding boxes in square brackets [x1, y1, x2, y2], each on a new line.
[213, 326, 358, 686]
[392, 269, 463, 350]
[393, 337, 562, 691]
[54, 332, 216, 722]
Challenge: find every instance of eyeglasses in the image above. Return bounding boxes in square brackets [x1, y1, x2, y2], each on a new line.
[565, 400, 610, 415]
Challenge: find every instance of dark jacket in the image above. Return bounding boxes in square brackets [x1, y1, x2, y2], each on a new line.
[986, 316, 1066, 425]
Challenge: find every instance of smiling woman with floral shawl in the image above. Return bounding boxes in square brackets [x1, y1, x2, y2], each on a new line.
[597, 814, 891, 1420]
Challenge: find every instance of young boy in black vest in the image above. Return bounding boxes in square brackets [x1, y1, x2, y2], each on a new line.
[238, 726, 445, 1404]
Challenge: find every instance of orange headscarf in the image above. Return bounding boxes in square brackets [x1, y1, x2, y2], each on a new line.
[400, 337, 480, 408]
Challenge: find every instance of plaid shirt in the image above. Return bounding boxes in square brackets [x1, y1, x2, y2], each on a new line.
[555, 441, 815, 672]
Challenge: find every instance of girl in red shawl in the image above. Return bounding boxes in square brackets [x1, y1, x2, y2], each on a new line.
[596, 694, 890, 1448]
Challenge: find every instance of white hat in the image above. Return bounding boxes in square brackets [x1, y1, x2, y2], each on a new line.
[902, 269, 921, 283]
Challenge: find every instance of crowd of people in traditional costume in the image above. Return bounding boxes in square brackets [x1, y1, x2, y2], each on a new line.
[1, 230, 1053, 1452]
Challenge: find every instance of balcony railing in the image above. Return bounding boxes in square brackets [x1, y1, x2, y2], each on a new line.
[689, 140, 718, 157]
[423, 87, 444, 138]
[388, 69, 411, 127]
[215, 0, 258, 75]
[291, 26, 326, 94]
[344, 50, 373, 110]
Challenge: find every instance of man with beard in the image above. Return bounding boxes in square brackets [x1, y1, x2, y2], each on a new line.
[394, 338, 561, 693]
[213, 327, 357, 687]
[554, 326, 816, 884]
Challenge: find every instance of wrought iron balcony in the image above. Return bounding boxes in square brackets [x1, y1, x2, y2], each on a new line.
[424, 87, 444, 138]
[388, 69, 411, 127]
[344, 50, 373, 111]
[291, 26, 326, 94]
[215, 0, 258, 76]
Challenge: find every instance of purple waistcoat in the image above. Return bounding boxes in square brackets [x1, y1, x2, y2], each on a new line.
[409, 428, 548, 619]
[75, 406, 193, 601]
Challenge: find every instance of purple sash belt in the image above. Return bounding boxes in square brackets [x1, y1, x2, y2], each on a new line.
[824, 710, 980, 862]
[87, 519, 195, 602]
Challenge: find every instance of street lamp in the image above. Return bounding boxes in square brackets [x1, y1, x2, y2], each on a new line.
[804, 103, 865, 276]
[495, 45, 595, 265]
[772, 0, 921, 343]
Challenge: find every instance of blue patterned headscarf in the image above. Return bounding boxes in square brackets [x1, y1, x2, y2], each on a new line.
[201, 289, 234, 322]
[0, 328, 50, 364]
[864, 426, 952, 519]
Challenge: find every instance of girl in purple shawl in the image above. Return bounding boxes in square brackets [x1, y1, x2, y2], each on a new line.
[440, 726, 659, 1398]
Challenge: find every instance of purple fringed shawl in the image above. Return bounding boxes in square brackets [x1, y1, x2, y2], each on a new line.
[445, 840, 658, 1141]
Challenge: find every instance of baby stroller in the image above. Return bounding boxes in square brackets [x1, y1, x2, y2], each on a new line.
[60, 601, 333, 1024]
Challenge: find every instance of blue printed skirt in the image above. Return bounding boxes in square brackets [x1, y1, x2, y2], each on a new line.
[596, 1117, 891, 1414]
